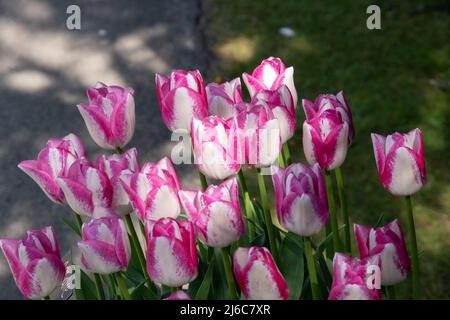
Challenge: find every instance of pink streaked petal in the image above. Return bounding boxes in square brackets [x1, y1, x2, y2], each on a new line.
[78, 240, 122, 274]
[111, 91, 135, 148]
[77, 104, 114, 149]
[57, 177, 94, 217]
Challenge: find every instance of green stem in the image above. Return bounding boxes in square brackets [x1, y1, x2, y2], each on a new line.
[335, 167, 351, 254]
[386, 286, 396, 300]
[324, 170, 341, 253]
[278, 152, 286, 168]
[43, 295, 50, 300]
[405, 196, 420, 299]
[115, 272, 131, 300]
[256, 169, 279, 264]
[237, 170, 255, 241]
[220, 248, 239, 300]
[282, 143, 292, 166]
[93, 273, 106, 300]
[116, 146, 124, 154]
[198, 171, 208, 191]
[72, 211, 83, 234]
[124, 214, 157, 296]
[108, 274, 118, 299]
[325, 223, 333, 259]
[304, 237, 320, 300]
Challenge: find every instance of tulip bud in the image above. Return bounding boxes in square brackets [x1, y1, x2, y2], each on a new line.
[253, 85, 296, 144]
[179, 178, 244, 248]
[233, 247, 289, 300]
[78, 217, 131, 274]
[235, 102, 281, 168]
[95, 148, 140, 215]
[206, 78, 242, 119]
[329, 253, 381, 300]
[302, 109, 349, 170]
[164, 291, 192, 300]
[354, 220, 411, 286]
[121, 157, 181, 221]
[371, 128, 426, 196]
[56, 160, 116, 218]
[272, 163, 328, 236]
[18, 133, 87, 204]
[302, 91, 354, 144]
[155, 70, 209, 132]
[77, 83, 135, 150]
[191, 116, 240, 180]
[145, 218, 198, 287]
[243, 57, 298, 107]
[0, 226, 65, 299]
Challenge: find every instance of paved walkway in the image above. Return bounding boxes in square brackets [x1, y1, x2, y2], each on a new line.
[0, 0, 209, 299]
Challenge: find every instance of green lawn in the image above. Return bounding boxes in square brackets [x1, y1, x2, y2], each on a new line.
[206, 0, 450, 298]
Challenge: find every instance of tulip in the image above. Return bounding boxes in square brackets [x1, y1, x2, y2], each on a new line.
[56, 160, 116, 218]
[354, 220, 411, 286]
[95, 148, 140, 215]
[302, 91, 354, 144]
[18, 133, 87, 204]
[77, 82, 135, 150]
[233, 247, 289, 300]
[0, 226, 65, 299]
[271, 163, 328, 236]
[371, 128, 426, 196]
[235, 102, 281, 167]
[145, 218, 198, 287]
[191, 115, 240, 180]
[164, 291, 192, 300]
[179, 177, 244, 248]
[243, 57, 298, 107]
[78, 217, 131, 274]
[329, 253, 381, 300]
[252, 85, 296, 144]
[206, 78, 242, 119]
[155, 70, 209, 132]
[302, 109, 349, 170]
[121, 157, 181, 221]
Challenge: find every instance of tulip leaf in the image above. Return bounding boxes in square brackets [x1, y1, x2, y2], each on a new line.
[79, 270, 99, 300]
[250, 232, 266, 247]
[194, 258, 216, 300]
[60, 216, 81, 237]
[280, 232, 304, 300]
[210, 249, 229, 299]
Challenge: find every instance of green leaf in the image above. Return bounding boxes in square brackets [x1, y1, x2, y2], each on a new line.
[194, 258, 216, 300]
[79, 270, 98, 300]
[210, 249, 228, 299]
[250, 232, 266, 247]
[280, 233, 304, 300]
[60, 216, 81, 237]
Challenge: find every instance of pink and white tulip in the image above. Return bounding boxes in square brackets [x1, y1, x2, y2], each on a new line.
[191, 116, 240, 180]
[77, 83, 135, 150]
[233, 247, 289, 300]
[272, 163, 328, 236]
[164, 291, 192, 300]
[95, 148, 140, 215]
[253, 85, 296, 144]
[155, 70, 209, 132]
[18, 134, 87, 204]
[145, 218, 198, 287]
[0, 226, 65, 299]
[302, 109, 349, 170]
[243, 57, 297, 107]
[56, 160, 116, 218]
[78, 217, 131, 274]
[121, 157, 181, 221]
[302, 91, 354, 144]
[235, 103, 281, 167]
[206, 78, 242, 119]
[371, 128, 426, 196]
[329, 253, 381, 300]
[179, 178, 244, 248]
[354, 220, 411, 286]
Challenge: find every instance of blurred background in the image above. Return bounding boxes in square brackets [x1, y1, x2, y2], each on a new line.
[0, 0, 448, 299]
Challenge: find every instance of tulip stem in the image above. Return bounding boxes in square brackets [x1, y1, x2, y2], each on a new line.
[93, 273, 106, 300]
[43, 295, 50, 300]
[115, 272, 131, 300]
[237, 170, 255, 241]
[256, 169, 279, 264]
[282, 143, 292, 166]
[220, 247, 239, 300]
[335, 167, 351, 254]
[405, 196, 420, 299]
[304, 237, 320, 300]
[198, 171, 208, 191]
[116, 146, 124, 154]
[386, 286, 396, 300]
[278, 153, 286, 168]
[72, 211, 83, 235]
[124, 214, 157, 297]
[324, 170, 341, 254]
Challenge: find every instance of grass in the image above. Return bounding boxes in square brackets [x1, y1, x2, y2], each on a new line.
[205, 0, 450, 298]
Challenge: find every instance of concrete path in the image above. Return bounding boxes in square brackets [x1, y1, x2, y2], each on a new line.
[0, 0, 210, 299]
